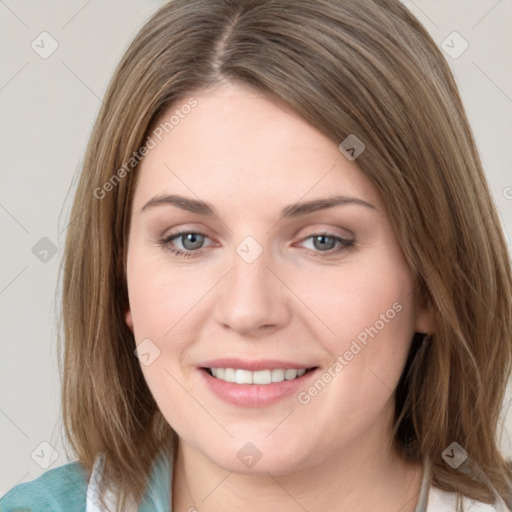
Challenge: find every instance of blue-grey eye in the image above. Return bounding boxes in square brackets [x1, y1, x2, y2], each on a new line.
[312, 234, 337, 251]
[178, 233, 205, 251]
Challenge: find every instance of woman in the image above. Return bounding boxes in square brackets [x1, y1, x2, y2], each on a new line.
[2, 0, 511, 510]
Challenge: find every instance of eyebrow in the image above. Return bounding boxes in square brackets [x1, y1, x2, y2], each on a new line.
[140, 193, 376, 218]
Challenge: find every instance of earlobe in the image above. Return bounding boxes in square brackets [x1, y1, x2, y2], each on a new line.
[125, 308, 134, 333]
[414, 304, 435, 335]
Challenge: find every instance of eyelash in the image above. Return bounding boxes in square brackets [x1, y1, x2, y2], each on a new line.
[158, 230, 355, 259]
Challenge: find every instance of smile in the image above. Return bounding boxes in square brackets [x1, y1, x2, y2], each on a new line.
[199, 362, 319, 407]
[206, 367, 313, 384]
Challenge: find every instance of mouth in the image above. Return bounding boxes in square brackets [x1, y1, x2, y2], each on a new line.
[198, 360, 320, 407]
[202, 367, 317, 385]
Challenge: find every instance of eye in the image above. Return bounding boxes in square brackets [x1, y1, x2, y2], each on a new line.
[158, 230, 355, 259]
[297, 233, 355, 256]
[159, 231, 213, 258]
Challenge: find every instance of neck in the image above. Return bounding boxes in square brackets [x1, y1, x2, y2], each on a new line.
[172, 426, 424, 512]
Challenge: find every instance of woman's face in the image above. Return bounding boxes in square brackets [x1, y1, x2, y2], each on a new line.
[125, 81, 432, 474]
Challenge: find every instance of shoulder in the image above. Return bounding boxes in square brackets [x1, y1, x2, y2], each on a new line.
[0, 461, 89, 512]
[427, 485, 509, 511]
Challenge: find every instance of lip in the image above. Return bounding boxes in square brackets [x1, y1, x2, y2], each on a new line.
[198, 359, 319, 407]
[199, 358, 314, 371]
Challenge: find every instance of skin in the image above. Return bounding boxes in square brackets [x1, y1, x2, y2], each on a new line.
[125, 81, 434, 511]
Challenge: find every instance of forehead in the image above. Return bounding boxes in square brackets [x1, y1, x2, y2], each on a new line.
[132, 82, 381, 214]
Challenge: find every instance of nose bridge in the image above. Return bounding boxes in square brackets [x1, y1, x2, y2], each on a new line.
[229, 240, 273, 307]
[233, 242, 269, 293]
[215, 234, 288, 333]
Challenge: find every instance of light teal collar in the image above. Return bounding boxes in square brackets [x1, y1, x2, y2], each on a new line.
[86, 451, 172, 511]
[138, 450, 173, 511]
[414, 457, 432, 512]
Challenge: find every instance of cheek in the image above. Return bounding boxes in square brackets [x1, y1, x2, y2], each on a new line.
[294, 253, 416, 348]
[126, 253, 202, 429]
[292, 274, 416, 448]
[342, 266, 414, 349]
[126, 248, 209, 341]
[296, 253, 417, 399]
[126, 250, 215, 405]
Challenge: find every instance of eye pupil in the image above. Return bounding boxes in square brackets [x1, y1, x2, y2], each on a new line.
[313, 235, 335, 251]
[182, 233, 204, 250]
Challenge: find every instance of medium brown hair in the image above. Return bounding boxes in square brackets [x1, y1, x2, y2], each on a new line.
[58, 0, 512, 509]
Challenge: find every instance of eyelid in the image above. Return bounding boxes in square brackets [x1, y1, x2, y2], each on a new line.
[294, 223, 354, 240]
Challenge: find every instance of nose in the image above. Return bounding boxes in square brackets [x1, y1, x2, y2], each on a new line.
[214, 244, 291, 336]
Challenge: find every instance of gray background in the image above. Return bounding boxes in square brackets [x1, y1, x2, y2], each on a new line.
[1, 0, 511, 495]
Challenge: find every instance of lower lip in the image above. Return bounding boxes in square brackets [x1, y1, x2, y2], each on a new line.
[200, 368, 318, 407]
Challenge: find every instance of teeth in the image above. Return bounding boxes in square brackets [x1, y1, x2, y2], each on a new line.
[284, 369, 297, 380]
[209, 367, 308, 384]
[224, 368, 236, 382]
[253, 370, 271, 385]
[271, 369, 284, 382]
[235, 369, 253, 384]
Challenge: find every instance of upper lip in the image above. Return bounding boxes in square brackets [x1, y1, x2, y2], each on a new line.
[199, 358, 317, 371]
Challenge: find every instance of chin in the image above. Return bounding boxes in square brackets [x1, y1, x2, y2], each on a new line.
[195, 435, 314, 476]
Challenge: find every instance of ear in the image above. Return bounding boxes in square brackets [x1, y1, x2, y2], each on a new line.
[125, 307, 134, 333]
[414, 296, 435, 335]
